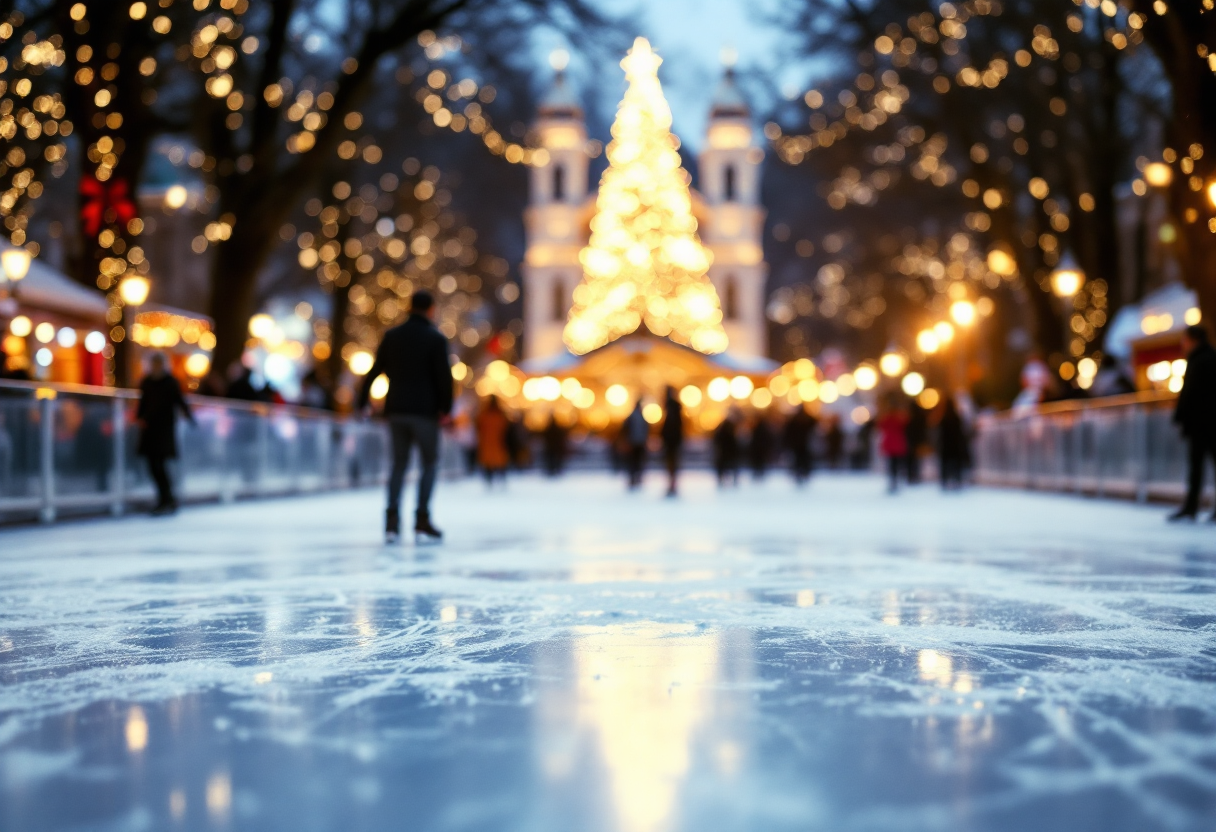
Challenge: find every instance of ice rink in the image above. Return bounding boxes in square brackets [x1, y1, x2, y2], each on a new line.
[1, 472, 1214, 831]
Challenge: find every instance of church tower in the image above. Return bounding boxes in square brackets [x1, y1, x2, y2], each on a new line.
[697, 67, 768, 358]
[521, 53, 590, 361]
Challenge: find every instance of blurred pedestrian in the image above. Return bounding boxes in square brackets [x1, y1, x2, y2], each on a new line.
[660, 386, 683, 497]
[938, 396, 968, 490]
[783, 405, 816, 485]
[299, 369, 333, 410]
[477, 395, 511, 487]
[1170, 324, 1216, 521]
[623, 400, 648, 490]
[357, 289, 452, 543]
[824, 415, 844, 470]
[225, 363, 260, 400]
[542, 414, 567, 476]
[713, 410, 741, 487]
[137, 352, 195, 515]
[1092, 354, 1135, 397]
[877, 396, 909, 494]
[905, 400, 928, 484]
[748, 415, 774, 480]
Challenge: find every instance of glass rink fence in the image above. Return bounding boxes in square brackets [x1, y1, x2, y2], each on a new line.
[973, 390, 1188, 502]
[0, 379, 464, 524]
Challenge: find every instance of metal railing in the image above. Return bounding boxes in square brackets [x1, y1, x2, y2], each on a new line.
[973, 390, 1188, 502]
[0, 379, 405, 524]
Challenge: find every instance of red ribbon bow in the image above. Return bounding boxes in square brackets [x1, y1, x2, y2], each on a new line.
[80, 176, 137, 238]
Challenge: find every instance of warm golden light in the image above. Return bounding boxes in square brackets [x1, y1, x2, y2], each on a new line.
[986, 247, 1016, 276]
[950, 300, 977, 327]
[563, 38, 727, 356]
[118, 275, 151, 306]
[853, 365, 878, 390]
[678, 385, 702, 407]
[1208, 181, 1216, 209]
[1144, 162, 1172, 188]
[934, 321, 955, 344]
[248, 313, 275, 339]
[606, 384, 630, 407]
[369, 375, 389, 400]
[916, 328, 940, 354]
[901, 372, 925, 397]
[1050, 268, 1084, 298]
[185, 352, 211, 377]
[880, 350, 906, 377]
[1, 248, 31, 281]
[348, 350, 375, 375]
[9, 315, 32, 337]
[164, 184, 188, 209]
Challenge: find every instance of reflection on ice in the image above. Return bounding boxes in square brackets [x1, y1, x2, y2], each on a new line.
[575, 624, 720, 832]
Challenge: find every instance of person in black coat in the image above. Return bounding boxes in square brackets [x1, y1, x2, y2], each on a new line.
[357, 290, 453, 542]
[1171, 324, 1216, 520]
[137, 353, 195, 514]
[748, 415, 774, 479]
[660, 386, 684, 497]
[783, 406, 817, 485]
[938, 396, 969, 490]
[905, 401, 928, 484]
[713, 411, 740, 487]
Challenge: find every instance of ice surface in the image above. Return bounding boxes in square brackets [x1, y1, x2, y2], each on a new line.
[0, 472, 1214, 831]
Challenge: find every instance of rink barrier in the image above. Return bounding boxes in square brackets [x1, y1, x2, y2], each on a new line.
[973, 390, 1187, 502]
[0, 379, 459, 525]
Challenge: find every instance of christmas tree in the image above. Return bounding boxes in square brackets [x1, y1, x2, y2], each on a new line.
[563, 38, 729, 356]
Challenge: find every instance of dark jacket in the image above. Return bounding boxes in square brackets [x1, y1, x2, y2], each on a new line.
[358, 314, 453, 417]
[1175, 342, 1216, 440]
[137, 374, 194, 458]
[661, 395, 684, 449]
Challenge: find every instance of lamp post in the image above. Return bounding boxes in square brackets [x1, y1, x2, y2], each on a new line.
[0, 246, 31, 301]
[1050, 253, 1085, 363]
[117, 274, 151, 387]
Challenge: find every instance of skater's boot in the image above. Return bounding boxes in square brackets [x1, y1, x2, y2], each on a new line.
[414, 511, 443, 543]
[385, 507, 401, 543]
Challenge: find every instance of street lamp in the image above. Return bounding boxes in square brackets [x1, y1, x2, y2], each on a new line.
[117, 274, 151, 387]
[2, 248, 31, 283]
[1050, 254, 1086, 363]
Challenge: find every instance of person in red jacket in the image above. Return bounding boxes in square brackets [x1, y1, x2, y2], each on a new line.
[877, 395, 909, 494]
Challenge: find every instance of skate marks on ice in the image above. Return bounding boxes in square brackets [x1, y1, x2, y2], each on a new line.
[0, 476, 1214, 830]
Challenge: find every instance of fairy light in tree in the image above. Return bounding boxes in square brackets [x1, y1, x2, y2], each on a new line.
[564, 38, 727, 356]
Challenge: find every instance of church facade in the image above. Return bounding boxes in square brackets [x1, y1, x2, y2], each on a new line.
[520, 69, 768, 363]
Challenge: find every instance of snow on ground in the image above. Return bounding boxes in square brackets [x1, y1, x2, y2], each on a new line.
[0, 472, 1214, 832]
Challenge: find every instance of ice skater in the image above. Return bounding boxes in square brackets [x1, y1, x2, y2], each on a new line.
[661, 386, 683, 497]
[136, 352, 195, 515]
[358, 290, 452, 543]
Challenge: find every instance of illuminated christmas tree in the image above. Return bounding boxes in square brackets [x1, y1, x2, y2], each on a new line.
[563, 38, 728, 356]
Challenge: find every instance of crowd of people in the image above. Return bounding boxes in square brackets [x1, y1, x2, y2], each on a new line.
[46, 291, 1211, 540]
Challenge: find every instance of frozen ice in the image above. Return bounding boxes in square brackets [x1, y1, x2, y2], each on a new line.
[0, 472, 1214, 831]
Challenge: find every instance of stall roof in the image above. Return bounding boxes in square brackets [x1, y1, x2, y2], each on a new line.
[2, 244, 108, 322]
